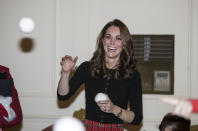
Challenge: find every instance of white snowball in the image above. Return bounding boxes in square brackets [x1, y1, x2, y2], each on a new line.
[19, 17, 35, 34]
[53, 116, 85, 131]
[95, 93, 107, 102]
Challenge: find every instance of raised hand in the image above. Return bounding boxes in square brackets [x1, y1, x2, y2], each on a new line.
[160, 97, 192, 119]
[60, 55, 78, 73]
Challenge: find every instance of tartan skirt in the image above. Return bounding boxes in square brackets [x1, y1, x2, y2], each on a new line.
[84, 119, 124, 131]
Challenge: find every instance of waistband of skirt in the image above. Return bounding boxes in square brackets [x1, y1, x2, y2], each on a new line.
[84, 119, 122, 128]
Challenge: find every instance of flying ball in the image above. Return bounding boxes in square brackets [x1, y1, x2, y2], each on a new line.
[19, 17, 35, 34]
[95, 93, 107, 102]
[53, 116, 85, 131]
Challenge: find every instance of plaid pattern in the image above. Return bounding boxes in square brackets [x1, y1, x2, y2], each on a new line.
[84, 119, 124, 131]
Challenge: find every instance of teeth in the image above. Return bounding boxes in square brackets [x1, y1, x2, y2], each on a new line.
[108, 47, 116, 50]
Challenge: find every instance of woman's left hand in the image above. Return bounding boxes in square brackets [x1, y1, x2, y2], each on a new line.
[96, 95, 116, 113]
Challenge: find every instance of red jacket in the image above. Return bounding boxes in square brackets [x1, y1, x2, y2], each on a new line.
[0, 65, 23, 128]
[190, 99, 198, 113]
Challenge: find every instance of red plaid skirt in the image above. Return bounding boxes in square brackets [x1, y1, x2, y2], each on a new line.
[84, 119, 124, 131]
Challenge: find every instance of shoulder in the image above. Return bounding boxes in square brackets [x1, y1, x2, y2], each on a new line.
[131, 70, 141, 78]
[76, 61, 90, 72]
[78, 61, 90, 69]
[0, 65, 9, 72]
[128, 70, 142, 85]
[79, 61, 90, 67]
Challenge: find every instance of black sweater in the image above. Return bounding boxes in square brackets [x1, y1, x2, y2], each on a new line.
[57, 61, 143, 125]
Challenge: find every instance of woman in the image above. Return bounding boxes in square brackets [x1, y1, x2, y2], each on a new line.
[57, 19, 143, 131]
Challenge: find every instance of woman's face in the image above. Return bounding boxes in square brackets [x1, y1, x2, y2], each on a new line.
[102, 25, 123, 61]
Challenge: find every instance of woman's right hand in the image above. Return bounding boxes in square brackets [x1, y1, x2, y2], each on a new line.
[60, 55, 78, 73]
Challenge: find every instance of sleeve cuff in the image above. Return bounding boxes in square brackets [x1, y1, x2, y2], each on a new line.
[189, 99, 198, 112]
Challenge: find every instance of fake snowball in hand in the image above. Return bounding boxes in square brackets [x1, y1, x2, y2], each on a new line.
[53, 116, 85, 131]
[19, 17, 35, 34]
[95, 93, 107, 102]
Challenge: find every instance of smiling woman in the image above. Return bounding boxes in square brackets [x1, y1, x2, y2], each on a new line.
[102, 25, 123, 64]
[57, 19, 143, 131]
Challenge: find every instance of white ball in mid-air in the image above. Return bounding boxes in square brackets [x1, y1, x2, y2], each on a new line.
[95, 93, 107, 102]
[53, 116, 85, 131]
[19, 17, 35, 34]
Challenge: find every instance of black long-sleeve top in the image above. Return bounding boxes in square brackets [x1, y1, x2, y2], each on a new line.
[57, 61, 143, 125]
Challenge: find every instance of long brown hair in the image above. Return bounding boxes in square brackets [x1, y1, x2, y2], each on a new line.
[90, 19, 136, 79]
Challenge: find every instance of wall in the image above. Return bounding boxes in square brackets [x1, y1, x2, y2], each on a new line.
[0, 0, 198, 131]
[0, 0, 57, 130]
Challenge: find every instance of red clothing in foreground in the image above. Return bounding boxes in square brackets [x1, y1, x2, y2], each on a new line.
[84, 119, 124, 131]
[0, 65, 23, 128]
[189, 99, 198, 113]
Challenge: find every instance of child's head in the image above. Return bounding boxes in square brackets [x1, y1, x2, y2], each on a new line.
[159, 113, 190, 131]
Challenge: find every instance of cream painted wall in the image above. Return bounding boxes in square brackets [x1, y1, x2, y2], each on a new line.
[190, 0, 198, 98]
[0, 0, 198, 131]
[190, 0, 198, 123]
